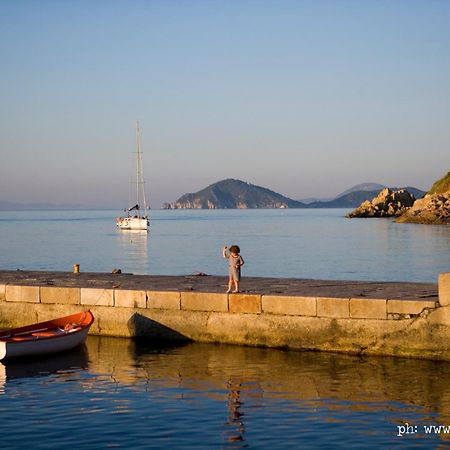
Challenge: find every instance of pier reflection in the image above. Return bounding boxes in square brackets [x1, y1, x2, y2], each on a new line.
[83, 337, 450, 439]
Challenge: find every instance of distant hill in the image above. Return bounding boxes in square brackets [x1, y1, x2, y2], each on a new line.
[299, 182, 423, 205]
[165, 179, 306, 209]
[164, 179, 426, 210]
[335, 183, 387, 198]
[308, 187, 425, 208]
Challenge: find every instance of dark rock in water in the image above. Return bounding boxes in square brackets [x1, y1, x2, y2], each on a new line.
[347, 188, 416, 218]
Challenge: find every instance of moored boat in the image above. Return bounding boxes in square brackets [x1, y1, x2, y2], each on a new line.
[0, 310, 94, 360]
[116, 121, 150, 231]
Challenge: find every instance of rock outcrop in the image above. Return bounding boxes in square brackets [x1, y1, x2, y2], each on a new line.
[395, 192, 450, 224]
[395, 171, 450, 224]
[347, 188, 416, 218]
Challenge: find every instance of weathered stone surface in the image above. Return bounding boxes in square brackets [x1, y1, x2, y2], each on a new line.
[396, 193, 450, 225]
[114, 289, 146, 308]
[439, 273, 450, 307]
[0, 270, 438, 301]
[347, 188, 416, 218]
[181, 292, 228, 312]
[41, 286, 80, 304]
[81, 288, 114, 306]
[388, 299, 437, 315]
[147, 291, 181, 310]
[0, 284, 5, 301]
[350, 298, 386, 319]
[229, 294, 262, 314]
[6, 285, 40, 303]
[317, 297, 349, 318]
[262, 295, 316, 316]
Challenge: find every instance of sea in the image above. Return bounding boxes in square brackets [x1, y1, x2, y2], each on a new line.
[0, 208, 449, 449]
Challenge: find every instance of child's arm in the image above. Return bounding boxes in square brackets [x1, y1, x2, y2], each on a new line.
[222, 246, 228, 259]
[239, 256, 244, 267]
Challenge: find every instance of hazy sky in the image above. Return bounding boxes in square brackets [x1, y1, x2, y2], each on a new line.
[1, 0, 449, 208]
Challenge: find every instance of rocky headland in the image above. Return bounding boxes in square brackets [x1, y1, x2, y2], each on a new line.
[346, 188, 416, 218]
[395, 171, 450, 224]
[348, 171, 450, 224]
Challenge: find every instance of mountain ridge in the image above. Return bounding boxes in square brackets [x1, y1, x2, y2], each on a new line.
[164, 179, 425, 210]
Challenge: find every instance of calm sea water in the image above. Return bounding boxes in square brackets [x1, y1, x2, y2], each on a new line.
[1, 338, 450, 449]
[1, 209, 449, 449]
[0, 208, 448, 282]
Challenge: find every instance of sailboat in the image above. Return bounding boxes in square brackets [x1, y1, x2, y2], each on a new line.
[116, 122, 150, 231]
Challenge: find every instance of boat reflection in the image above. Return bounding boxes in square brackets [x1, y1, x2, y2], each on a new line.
[0, 345, 89, 394]
[115, 229, 149, 273]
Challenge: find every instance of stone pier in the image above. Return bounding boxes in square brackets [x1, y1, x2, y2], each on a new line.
[1, 270, 449, 360]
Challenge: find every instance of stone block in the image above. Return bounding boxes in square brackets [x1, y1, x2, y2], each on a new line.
[41, 286, 80, 305]
[439, 273, 450, 306]
[317, 297, 349, 318]
[147, 291, 181, 310]
[114, 289, 147, 308]
[388, 299, 437, 315]
[350, 298, 387, 319]
[229, 294, 262, 314]
[0, 284, 5, 301]
[262, 295, 316, 316]
[6, 285, 40, 303]
[181, 292, 228, 312]
[81, 288, 114, 306]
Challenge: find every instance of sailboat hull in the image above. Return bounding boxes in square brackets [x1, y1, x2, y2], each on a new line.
[116, 217, 149, 231]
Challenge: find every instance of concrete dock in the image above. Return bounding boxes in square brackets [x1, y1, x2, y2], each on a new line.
[1, 270, 449, 360]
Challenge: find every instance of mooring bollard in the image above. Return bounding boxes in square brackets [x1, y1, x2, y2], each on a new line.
[73, 263, 80, 274]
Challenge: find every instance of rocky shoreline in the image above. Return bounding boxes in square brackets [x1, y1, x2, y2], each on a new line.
[347, 171, 450, 224]
[395, 192, 450, 224]
[346, 188, 415, 218]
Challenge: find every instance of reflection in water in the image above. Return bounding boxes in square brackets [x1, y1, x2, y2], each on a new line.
[116, 230, 149, 274]
[225, 377, 245, 444]
[0, 346, 89, 394]
[2, 337, 450, 448]
[86, 337, 450, 445]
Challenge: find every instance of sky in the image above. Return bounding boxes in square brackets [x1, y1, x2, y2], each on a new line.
[0, 0, 449, 209]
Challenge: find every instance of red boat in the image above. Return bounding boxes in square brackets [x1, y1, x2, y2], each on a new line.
[0, 311, 94, 360]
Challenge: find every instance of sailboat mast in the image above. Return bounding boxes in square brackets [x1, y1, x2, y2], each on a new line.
[135, 121, 148, 217]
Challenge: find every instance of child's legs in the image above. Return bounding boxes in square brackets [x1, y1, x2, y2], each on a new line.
[227, 276, 233, 291]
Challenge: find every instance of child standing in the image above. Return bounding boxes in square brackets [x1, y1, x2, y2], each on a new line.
[223, 245, 245, 293]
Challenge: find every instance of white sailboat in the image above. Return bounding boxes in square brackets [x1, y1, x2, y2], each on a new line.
[116, 122, 150, 231]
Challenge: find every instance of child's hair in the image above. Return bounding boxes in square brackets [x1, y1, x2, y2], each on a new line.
[229, 245, 240, 254]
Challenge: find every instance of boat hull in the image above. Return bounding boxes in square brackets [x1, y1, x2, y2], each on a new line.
[116, 217, 149, 231]
[0, 311, 94, 361]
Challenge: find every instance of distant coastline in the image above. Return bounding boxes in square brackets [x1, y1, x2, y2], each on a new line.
[162, 179, 425, 210]
[2, 179, 427, 211]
